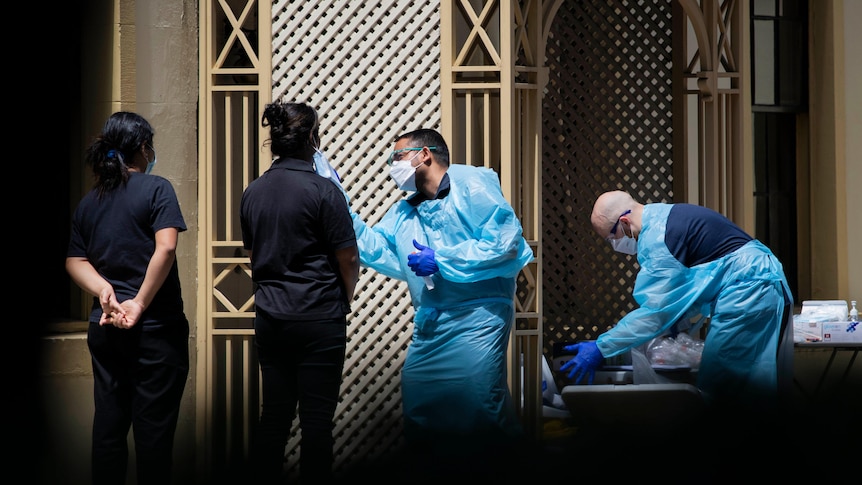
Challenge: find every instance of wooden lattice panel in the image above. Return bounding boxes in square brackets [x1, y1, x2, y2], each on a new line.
[271, 0, 442, 478]
[541, 0, 674, 357]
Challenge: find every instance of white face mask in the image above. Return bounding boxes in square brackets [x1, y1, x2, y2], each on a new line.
[612, 234, 637, 255]
[388, 152, 420, 191]
[611, 225, 637, 255]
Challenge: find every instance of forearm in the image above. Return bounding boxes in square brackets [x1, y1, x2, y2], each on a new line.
[336, 246, 360, 302]
[134, 246, 175, 309]
[65, 257, 112, 297]
[351, 212, 405, 280]
[134, 227, 180, 309]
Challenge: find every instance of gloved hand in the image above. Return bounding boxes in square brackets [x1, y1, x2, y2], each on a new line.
[407, 239, 438, 276]
[559, 341, 603, 385]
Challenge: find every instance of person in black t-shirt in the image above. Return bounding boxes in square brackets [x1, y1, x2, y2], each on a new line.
[66, 111, 189, 485]
[240, 101, 359, 484]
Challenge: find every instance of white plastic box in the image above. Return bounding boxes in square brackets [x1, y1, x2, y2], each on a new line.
[821, 322, 862, 343]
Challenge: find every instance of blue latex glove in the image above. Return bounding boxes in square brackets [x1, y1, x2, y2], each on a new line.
[407, 239, 439, 277]
[559, 341, 603, 385]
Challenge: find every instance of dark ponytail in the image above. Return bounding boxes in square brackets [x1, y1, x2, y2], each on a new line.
[85, 112, 155, 197]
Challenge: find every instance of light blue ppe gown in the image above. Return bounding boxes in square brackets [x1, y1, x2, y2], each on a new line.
[350, 164, 534, 452]
[596, 203, 793, 409]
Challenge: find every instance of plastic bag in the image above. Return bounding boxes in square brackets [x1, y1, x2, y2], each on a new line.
[646, 333, 704, 368]
[631, 344, 674, 384]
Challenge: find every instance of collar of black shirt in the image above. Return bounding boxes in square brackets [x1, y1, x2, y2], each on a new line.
[269, 156, 314, 172]
[408, 173, 451, 206]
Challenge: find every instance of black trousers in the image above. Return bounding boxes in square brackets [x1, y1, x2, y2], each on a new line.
[88, 319, 189, 485]
[251, 312, 346, 485]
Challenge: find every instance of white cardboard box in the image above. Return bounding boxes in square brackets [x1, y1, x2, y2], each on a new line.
[821, 322, 862, 343]
[793, 319, 824, 342]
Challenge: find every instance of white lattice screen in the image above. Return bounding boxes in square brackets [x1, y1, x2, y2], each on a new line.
[270, 0, 443, 478]
[203, 0, 681, 480]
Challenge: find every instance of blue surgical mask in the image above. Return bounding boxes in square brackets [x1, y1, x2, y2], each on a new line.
[145, 147, 157, 174]
[313, 148, 336, 180]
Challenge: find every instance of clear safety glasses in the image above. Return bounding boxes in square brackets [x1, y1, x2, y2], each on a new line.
[386, 146, 437, 166]
[606, 209, 632, 242]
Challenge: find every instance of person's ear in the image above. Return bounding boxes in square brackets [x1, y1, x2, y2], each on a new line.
[620, 215, 634, 234]
[421, 146, 433, 164]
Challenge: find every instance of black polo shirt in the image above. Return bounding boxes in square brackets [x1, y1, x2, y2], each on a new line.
[240, 157, 356, 320]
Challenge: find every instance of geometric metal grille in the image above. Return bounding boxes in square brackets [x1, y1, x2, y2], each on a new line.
[270, 0, 442, 480]
[441, 0, 544, 439]
[199, 0, 272, 481]
[677, 0, 749, 222]
[541, 0, 674, 357]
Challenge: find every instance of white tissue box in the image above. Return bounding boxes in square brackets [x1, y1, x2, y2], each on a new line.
[821, 322, 862, 343]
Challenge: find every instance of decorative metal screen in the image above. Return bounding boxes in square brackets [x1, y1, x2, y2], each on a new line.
[199, 0, 272, 483]
[541, 0, 674, 357]
[203, 0, 678, 480]
[270, 0, 443, 479]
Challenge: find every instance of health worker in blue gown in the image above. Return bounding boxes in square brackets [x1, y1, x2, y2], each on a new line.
[345, 128, 533, 464]
[562, 190, 793, 422]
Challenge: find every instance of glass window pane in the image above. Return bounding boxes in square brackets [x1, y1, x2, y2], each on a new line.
[754, 0, 776, 16]
[754, 20, 775, 105]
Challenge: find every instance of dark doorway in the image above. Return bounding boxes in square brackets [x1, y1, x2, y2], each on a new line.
[753, 113, 798, 301]
[751, 0, 808, 302]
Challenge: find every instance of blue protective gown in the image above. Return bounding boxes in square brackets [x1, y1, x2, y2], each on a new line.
[596, 203, 792, 408]
[350, 164, 534, 449]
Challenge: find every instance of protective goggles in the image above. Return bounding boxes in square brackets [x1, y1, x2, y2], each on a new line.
[387, 146, 437, 165]
[606, 209, 632, 242]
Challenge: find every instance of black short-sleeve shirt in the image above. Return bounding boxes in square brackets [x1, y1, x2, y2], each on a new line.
[239, 157, 356, 320]
[67, 173, 187, 324]
[665, 203, 753, 267]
